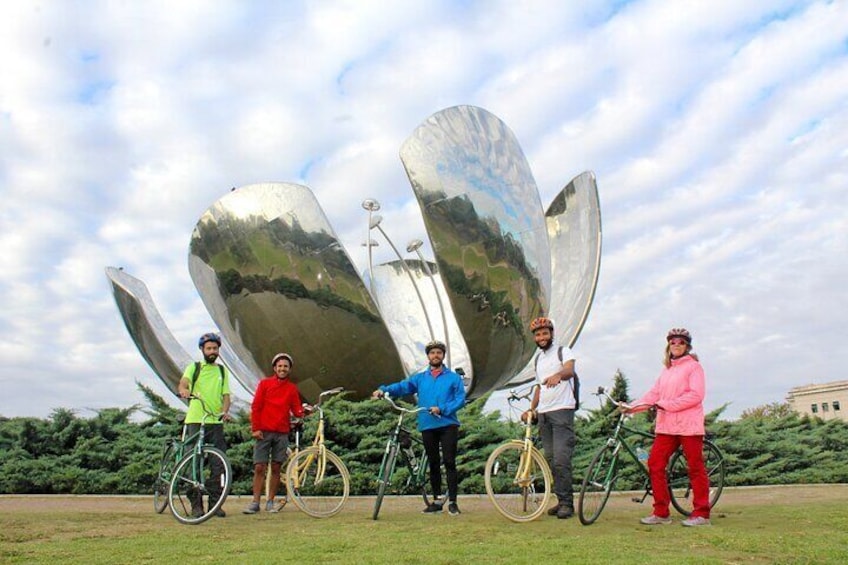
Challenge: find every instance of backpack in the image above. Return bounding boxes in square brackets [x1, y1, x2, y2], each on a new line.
[189, 362, 226, 394]
[534, 346, 580, 409]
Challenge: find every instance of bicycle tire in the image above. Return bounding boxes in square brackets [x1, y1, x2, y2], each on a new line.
[372, 444, 398, 520]
[154, 440, 180, 513]
[285, 446, 350, 518]
[484, 442, 553, 523]
[578, 444, 618, 525]
[167, 446, 232, 525]
[668, 439, 725, 516]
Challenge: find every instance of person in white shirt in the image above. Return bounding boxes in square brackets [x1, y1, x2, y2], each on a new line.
[522, 317, 577, 519]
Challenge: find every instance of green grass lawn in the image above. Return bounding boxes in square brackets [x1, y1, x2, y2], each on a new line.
[1, 485, 846, 564]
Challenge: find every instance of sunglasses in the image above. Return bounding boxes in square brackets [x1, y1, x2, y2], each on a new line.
[668, 338, 687, 346]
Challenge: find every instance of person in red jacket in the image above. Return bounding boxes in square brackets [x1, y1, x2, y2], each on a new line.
[243, 352, 306, 514]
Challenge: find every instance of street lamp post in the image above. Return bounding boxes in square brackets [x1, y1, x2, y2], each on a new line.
[368, 214, 435, 343]
[361, 199, 381, 298]
[407, 239, 451, 367]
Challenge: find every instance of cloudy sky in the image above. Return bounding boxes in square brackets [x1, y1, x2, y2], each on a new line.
[2, 1, 846, 420]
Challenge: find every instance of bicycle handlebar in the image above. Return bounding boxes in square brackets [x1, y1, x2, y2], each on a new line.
[507, 384, 539, 403]
[593, 386, 656, 412]
[188, 394, 226, 422]
[380, 393, 428, 414]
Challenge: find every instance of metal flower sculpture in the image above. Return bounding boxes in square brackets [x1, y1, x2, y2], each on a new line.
[106, 106, 601, 402]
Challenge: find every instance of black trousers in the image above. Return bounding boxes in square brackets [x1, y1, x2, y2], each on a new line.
[421, 425, 459, 503]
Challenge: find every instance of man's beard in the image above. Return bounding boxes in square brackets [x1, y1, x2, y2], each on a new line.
[204, 353, 218, 363]
[429, 359, 443, 369]
[536, 339, 552, 350]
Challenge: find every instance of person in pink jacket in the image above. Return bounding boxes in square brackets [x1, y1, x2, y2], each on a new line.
[625, 328, 711, 527]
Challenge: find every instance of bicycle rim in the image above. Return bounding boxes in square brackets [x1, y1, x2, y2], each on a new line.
[484, 443, 553, 522]
[372, 445, 397, 520]
[154, 442, 177, 513]
[578, 444, 617, 525]
[668, 440, 725, 516]
[286, 447, 350, 518]
[168, 446, 232, 525]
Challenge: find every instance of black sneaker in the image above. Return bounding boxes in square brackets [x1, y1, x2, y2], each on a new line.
[547, 504, 560, 516]
[422, 501, 443, 514]
[556, 505, 574, 519]
[447, 502, 461, 516]
[215, 508, 226, 518]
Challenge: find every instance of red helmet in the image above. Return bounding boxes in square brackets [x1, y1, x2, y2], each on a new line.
[529, 317, 554, 332]
[667, 328, 692, 344]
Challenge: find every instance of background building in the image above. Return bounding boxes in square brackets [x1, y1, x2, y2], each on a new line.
[786, 381, 848, 421]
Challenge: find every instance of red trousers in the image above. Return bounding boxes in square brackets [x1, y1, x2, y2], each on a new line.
[647, 434, 710, 519]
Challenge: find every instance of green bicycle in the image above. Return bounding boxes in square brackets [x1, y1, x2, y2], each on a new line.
[578, 386, 726, 525]
[164, 394, 233, 525]
[372, 394, 445, 520]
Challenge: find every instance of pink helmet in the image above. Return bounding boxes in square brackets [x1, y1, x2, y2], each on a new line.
[666, 328, 692, 344]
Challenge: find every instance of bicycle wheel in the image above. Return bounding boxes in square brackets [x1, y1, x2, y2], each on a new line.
[484, 442, 553, 523]
[154, 440, 179, 513]
[286, 446, 350, 518]
[578, 444, 618, 525]
[372, 444, 398, 520]
[668, 439, 725, 516]
[168, 446, 232, 525]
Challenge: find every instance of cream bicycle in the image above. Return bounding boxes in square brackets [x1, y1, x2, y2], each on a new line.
[484, 385, 553, 522]
[284, 387, 350, 518]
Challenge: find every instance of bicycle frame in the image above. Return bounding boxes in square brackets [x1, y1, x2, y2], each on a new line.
[484, 385, 553, 522]
[577, 386, 725, 525]
[289, 387, 343, 490]
[378, 398, 428, 491]
[372, 394, 440, 520]
[165, 394, 233, 525]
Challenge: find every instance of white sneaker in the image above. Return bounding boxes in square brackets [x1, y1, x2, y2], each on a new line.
[682, 516, 711, 527]
[640, 514, 672, 525]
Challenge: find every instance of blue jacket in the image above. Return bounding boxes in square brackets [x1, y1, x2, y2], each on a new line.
[380, 366, 466, 431]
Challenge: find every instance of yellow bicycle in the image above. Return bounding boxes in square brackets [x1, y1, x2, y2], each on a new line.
[284, 387, 350, 518]
[484, 386, 553, 522]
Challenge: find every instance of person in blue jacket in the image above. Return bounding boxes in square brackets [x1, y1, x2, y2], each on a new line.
[371, 340, 466, 515]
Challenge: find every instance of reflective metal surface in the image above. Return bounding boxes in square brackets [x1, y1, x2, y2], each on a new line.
[400, 105, 551, 396]
[507, 171, 603, 386]
[370, 259, 472, 388]
[188, 182, 405, 402]
[105, 267, 194, 400]
[547, 171, 602, 349]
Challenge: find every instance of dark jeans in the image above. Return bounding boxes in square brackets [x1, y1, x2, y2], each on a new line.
[185, 423, 227, 508]
[538, 408, 576, 507]
[421, 425, 459, 503]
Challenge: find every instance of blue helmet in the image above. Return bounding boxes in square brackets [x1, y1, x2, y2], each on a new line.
[198, 332, 222, 349]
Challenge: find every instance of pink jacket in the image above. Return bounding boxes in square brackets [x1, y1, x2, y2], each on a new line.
[635, 355, 705, 436]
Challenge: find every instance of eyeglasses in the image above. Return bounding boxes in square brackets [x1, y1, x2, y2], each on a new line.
[668, 339, 687, 346]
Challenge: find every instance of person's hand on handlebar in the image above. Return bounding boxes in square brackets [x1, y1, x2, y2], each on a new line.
[616, 401, 633, 415]
[521, 409, 537, 424]
[371, 389, 384, 399]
